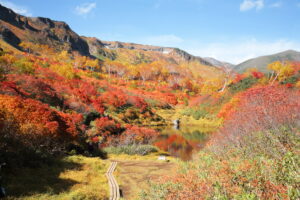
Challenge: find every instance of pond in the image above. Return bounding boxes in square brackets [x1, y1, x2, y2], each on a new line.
[153, 126, 212, 161]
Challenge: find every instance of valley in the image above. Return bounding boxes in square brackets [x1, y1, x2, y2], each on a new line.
[0, 3, 299, 200]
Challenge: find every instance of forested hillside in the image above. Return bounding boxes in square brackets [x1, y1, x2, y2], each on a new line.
[0, 3, 299, 200]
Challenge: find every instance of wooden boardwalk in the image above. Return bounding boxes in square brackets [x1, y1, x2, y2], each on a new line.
[106, 162, 120, 200]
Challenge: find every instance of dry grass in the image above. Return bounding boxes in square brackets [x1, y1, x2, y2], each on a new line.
[5, 155, 109, 200]
[107, 151, 175, 161]
[113, 158, 176, 200]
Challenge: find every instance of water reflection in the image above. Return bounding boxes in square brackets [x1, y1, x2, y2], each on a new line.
[153, 126, 211, 161]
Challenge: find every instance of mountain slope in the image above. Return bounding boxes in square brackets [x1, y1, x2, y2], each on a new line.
[0, 4, 90, 56]
[83, 37, 213, 65]
[235, 50, 300, 73]
[0, 4, 217, 67]
[203, 57, 234, 68]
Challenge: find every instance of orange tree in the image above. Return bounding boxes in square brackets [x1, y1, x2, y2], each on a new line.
[0, 94, 81, 166]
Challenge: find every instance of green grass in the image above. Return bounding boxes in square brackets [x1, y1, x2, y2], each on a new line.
[4, 155, 109, 200]
[104, 144, 159, 155]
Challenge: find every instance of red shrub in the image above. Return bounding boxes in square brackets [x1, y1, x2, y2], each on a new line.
[70, 79, 97, 104]
[5, 74, 62, 107]
[121, 125, 159, 145]
[286, 83, 293, 88]
[0, 94, 79, 138]
[95, 117, 121, 136]
[164, 92, 178, 105]
[102, 89, 128, 108]
[233, 74, 246, 84]
[127, 95, 148, 111]
[92, 96, 105, 114]
[0, 80, 29, 96]
[252, 71, 264, 79]
[216, 85, 300, 143]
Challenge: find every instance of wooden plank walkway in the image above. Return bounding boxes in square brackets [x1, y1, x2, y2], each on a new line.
[106, 162, 120, 200]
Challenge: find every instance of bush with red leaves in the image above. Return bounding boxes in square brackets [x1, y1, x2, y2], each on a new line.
[0, 94, 80, 138]
[95, 117, 121, 136]
[215, 85, 300, 148]
[120, 125, 159, 145]
[251, 71, 264, 79]
[102, 89, 128, 108]
[127, 95, 148, 111]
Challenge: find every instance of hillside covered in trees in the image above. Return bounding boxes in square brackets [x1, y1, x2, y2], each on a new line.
[0, 3, 299, 200]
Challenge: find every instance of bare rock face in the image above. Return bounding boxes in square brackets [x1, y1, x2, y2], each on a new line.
[0, 24, 20, 48]
[0, 4, 90, 56]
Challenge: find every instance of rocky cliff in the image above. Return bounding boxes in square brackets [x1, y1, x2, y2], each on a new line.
[0, 4, 90, 55]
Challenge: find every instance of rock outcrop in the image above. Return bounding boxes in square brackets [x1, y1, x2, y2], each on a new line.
[0, 4, 90, 56]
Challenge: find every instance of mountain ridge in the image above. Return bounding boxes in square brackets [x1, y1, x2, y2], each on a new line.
[0, 4, 219, 67]
[235, 50, 300, 73]
[2, 4, 298, 71]
[0, 4, 91, 55]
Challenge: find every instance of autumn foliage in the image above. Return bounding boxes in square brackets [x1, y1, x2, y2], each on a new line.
[217, 85, 300, 138]
[0, 94, 79, 138]
[1, 41, 300, 200]
[121, 125, 159, 145]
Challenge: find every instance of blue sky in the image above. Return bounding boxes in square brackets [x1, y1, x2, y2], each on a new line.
[1, 0, 300, 64]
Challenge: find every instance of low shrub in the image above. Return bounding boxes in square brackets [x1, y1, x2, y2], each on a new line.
[215, 85, 300, 155]
[0, 95, 80, 167]
[120, 125, 160, 145]
[229, 76, 257, 93]
[140, 127, 300, 200]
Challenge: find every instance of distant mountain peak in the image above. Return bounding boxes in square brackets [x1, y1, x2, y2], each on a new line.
[203, 57, 234, 68]
[235, 50, 300, 73]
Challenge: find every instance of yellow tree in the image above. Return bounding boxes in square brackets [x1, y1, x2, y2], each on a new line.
[50, 62, 76, 79]
[104, 60, 127, 78]
[127, 64, 139, 80]
[57, 50, 71, 62]
[72, 52, 89, 69]
[201, 78, 223, 95]
[268, 61, 294, 84]
[138, 63, 155, 83]
[85, 58, 100, 72]
[19, 42, 36, 54]
[0, 53, 16, 80]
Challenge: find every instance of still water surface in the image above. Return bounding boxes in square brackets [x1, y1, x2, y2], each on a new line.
[153, 126, 212, 161]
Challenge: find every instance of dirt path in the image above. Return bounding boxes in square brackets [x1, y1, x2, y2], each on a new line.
[112, 160, 176, 200]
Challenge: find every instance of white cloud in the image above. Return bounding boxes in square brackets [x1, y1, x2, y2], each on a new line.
[143, 34, 184, 46]
[240, 0, 264, 11]
[270, 2, 282, 8]
[187, 39, 300, 64]
[0, 0, 32, 16]
[75, 2, 96, 15]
